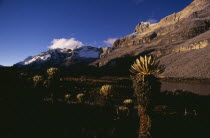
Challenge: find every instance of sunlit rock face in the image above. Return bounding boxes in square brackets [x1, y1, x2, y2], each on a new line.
[154, 40, 209, 57]
[134, 22, 151, 33]
[93, 0, 210, 78]
[113, 0, 210, 48]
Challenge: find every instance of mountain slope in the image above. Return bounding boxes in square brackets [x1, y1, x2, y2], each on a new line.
[15, 46, 111, 69]
[92, 0, 210, 78]
[15, 48, 72, 68]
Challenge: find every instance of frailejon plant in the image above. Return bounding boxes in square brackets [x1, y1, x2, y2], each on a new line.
[47, 68, 60, 103]
[47, 68, 60, 80]
[123, 99, 133, 105]
[98, 85, 114, 106]
[117, 99, 134, 119]
[76, 93, 85, 103]
[64, 94, 71, 104]
[99, 85, 113, 97]
[33, 75, 44, 87]
[123, 99, 134, 114]
[130, 55, 165, 138]
[116, 106, 130, 119]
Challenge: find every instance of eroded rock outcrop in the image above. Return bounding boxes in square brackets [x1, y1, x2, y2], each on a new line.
[134, 22, 151, 33]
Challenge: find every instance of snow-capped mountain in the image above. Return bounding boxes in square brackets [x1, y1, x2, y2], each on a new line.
[15, 46, 111, 68]
[16, 48, 72, 68]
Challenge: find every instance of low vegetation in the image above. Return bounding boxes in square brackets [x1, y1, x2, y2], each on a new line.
[1, 60, 210, 138]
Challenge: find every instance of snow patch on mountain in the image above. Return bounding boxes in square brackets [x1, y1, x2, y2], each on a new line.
[16, 48, 71, 66]
[18, 53, 52, 65]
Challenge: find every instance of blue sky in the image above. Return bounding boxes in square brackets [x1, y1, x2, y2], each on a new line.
[0, 0, 193, 66]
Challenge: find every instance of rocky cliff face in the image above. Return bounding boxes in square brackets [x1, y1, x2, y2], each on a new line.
[93, 0, 210, 78]
[113, 0, 210, 48]
[134, 22, 151, 33]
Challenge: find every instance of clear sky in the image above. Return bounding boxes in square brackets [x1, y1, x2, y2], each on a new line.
[0, 0, 193, 66]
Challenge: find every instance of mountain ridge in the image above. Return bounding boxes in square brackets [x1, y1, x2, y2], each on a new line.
[15, 46, 111, 69]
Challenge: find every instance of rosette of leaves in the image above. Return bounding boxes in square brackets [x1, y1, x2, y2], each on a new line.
[130, 55, 165, 77]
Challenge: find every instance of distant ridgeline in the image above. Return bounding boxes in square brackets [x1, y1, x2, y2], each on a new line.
[14, 46, 111, 69]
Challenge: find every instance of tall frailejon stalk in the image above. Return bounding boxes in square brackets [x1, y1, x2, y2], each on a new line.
[47, 68, 60, 103]
[130, 55, 165, 138]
